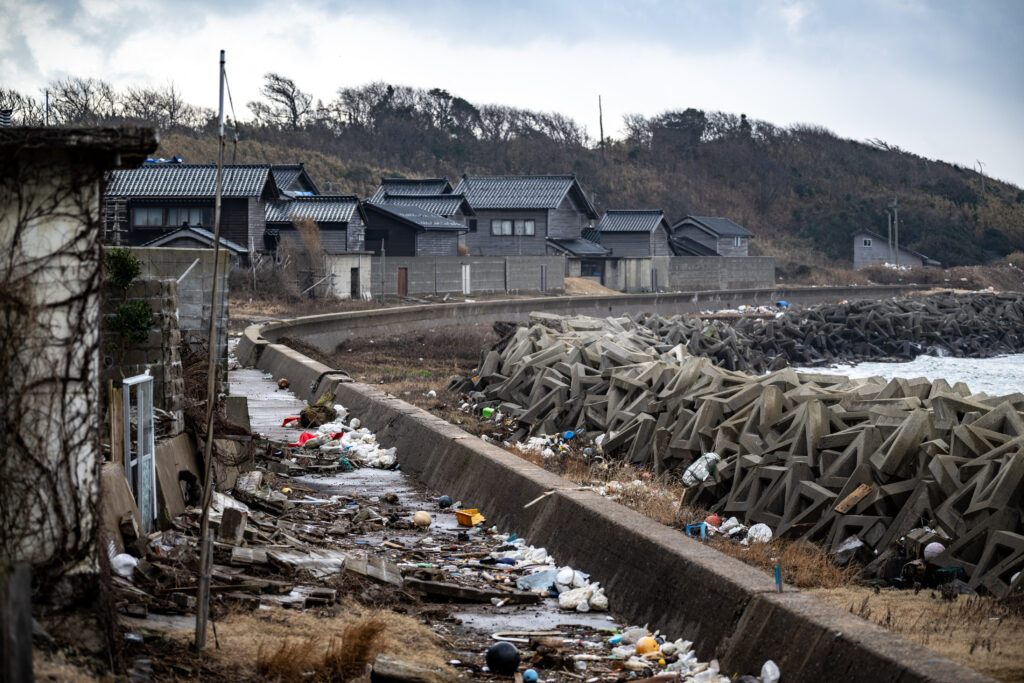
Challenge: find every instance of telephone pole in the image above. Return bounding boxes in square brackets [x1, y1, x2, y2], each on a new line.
[889, 196, 900, 267]
[598, 95, 605, 160]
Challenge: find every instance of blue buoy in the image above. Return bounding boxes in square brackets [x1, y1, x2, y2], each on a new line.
[439, 495, 452, 509]
[523, 668, 539, 683]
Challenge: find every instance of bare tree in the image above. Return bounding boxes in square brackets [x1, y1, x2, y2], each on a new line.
[248, 73, 312, 130]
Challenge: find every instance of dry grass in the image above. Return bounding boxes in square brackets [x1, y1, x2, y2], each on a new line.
[709, 537, 858, 589]
[160, 603, 453, 681]
[256, 617, 387, 682]
[812, 587, 1024, 681]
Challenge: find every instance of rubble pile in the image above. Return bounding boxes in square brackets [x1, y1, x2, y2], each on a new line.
[452, 309, 1024, 597]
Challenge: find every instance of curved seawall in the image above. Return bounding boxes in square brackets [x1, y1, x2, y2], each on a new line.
[235, 284, 990, 682]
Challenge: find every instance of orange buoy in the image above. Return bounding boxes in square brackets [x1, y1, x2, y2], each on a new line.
[635, 636, 659, 655]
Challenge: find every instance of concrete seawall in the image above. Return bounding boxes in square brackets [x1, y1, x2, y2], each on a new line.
[235, 285, 991, 682]
[252, 285, 921, 357]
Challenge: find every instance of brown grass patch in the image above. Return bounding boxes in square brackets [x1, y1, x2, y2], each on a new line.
[812, 587, 1024, 681]
[158, 603, 453, 681]
[256, 617, 387, 682]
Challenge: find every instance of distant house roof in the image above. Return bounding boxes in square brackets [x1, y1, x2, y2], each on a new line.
[453, 174, 599, 218]
[363, 202, 466, 231]
[270, 164, 320, 195]
[669, 235, 719, 257]
[107, 163, 280, 198]
[674, 216, 755, 238]
[265, 195, 362, 224]
[854, 229, 941, 266]
[595, 209, 669, 233]
[547, 237, 611, 257]
[373, 193, 474, 217]
[370, 177, 453, 202]
[140, 226, 247, 254]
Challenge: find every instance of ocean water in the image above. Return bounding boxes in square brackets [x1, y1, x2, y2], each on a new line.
[811, 353, 1024, 396]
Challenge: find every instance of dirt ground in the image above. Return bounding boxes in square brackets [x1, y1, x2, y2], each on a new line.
[563, 277, 622, 295]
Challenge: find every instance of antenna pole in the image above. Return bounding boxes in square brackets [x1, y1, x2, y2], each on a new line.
[195, 48, 227, 654]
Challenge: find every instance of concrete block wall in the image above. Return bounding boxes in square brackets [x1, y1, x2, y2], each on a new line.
[102, 278, 184, 434]
[370, 256, 565, 296]
[668, 256, 774, 290]
[325, 253, 372, 300]
[106, 246, 229, 391]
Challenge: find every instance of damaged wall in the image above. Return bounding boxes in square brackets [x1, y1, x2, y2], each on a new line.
[0, 127, 157, 600]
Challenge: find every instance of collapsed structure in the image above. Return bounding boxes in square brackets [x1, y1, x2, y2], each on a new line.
[452, 295, 1024, 597]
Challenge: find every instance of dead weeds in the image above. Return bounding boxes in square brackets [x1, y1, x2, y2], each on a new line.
[812, 587, 1024, 681]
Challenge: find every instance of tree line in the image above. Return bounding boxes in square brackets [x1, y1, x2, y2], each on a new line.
[4, 74, 1023, 267]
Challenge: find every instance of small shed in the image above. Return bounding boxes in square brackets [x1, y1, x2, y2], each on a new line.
[670, 216, 754, 256]
[589, 210, 672, 257]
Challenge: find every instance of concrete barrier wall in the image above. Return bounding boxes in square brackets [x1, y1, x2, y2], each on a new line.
[244, 285, 921, 358]
[113, 246, 229, 370]
[370, 256, 565, 296]
[668, 256, 775, 290]
[237, 333, 990, 683]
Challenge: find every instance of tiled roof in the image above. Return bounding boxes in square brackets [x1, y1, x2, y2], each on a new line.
[595, 210, 667, 233]
[369, 177, 453, 201]
[140, 226, 247, 254]
[669, 235, 719, 257]
[676, 216, 755, 237]
[365, 202, 466, 231]
[547, 237, 611, 257]
[106, 164, 276, 198]
[453, 174, 598, 217]
[265, 195, 360, 224]
[374, 193, 473, 217]
[270, 164, 320, 194]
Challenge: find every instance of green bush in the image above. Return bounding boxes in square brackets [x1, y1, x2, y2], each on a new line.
[105, 247, 142, 290]
[109, 300, 154, 344]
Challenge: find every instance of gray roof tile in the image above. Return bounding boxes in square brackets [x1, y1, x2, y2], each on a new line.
[141, 226, 247, 253]
[265, 195, 360, 224]
[596, 210, 667, 233]
[107, 163, 276, 198]
[547, 237, 610, 257]
[370, 177, 452, 201]
[669, 235, 719, 256]
[675, 216, 755, 237]
[270, 164, 319, 194]
[365, 202, 465, 231]
[374, 193, 472, 216]
[453, 174, 598, 217]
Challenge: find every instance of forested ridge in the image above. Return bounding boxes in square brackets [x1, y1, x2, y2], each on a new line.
[5, 75, 1023, 267]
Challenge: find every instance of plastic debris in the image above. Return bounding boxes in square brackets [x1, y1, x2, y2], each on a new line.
[745, 523, 773, 544]
[682, 452, 721, 487]
[486, 641, 520, 675]
[761, 659, 781, 683]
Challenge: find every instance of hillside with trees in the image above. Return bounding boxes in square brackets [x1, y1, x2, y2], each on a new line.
[4, 75, 1023, 268]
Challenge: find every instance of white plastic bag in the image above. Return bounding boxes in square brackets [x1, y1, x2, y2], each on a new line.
[682, 452, 721, 487]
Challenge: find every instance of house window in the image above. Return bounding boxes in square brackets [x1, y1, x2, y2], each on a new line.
[467, 218, 478, 233]
[491, 219, 534, 236]
[167, 207, 209, 227]
[514, 219, 535, 236]
[733, 236, 743, 247]
[133, 207, 164, 227]
[863, 238, 872, 247]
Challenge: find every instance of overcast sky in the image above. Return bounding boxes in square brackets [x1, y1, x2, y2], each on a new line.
[3, 0, 1022, 185]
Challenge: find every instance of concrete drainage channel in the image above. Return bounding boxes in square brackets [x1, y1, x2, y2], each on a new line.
[236, 287, 991, 682]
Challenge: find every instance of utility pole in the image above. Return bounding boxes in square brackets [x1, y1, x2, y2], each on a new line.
[598, 95, 605, 160]
[976, 160, 986, 194]
[889, 196, 900, 267]
[195, 48, 227, 654]
[44, 89, 49, 126]
[887, 210, 894, 265]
